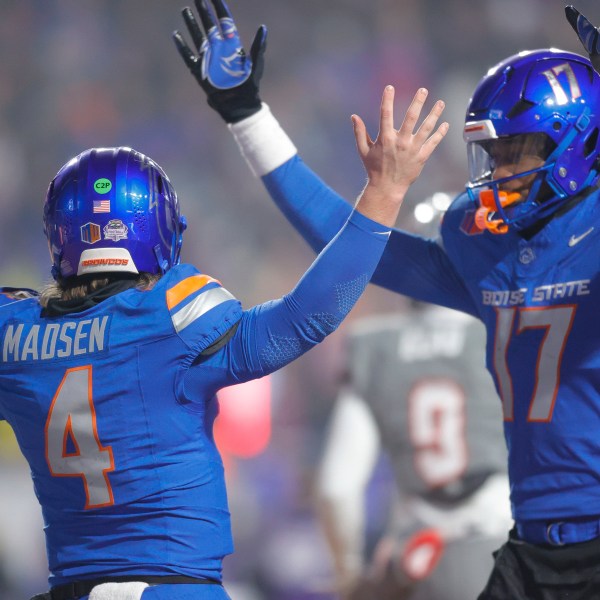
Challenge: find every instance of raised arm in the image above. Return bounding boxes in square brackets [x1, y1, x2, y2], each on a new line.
[172, 0, 445, 228]
[183, 82, 447, 393]
[172, 0, 475, 315]
[351, 86, 448, 226]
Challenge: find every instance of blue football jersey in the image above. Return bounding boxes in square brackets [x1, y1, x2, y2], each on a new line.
[0, 206, 392, 587]
[0, 265, 242, 585]
[261, 153, 600, 523]
[441, 189, 600, 522]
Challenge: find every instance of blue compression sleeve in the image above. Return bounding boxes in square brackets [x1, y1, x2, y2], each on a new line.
[263, 156, 478, 315]
[373, 230, 479, 316]
[190, 210, 391, 394]
[263, 155, 353, 254]
[230, 107, 476, 314]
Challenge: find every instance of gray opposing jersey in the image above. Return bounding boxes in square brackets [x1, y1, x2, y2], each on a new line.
[346, 306, 507, 502]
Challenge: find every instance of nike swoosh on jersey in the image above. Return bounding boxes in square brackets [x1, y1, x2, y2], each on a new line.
[568, 227, 594, 247]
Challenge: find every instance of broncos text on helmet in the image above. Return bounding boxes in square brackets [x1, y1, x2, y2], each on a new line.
[43, 147, 187, 281]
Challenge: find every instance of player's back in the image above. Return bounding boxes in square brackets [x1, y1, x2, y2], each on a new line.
[0, 265, 241, 586]
[346, 305, 506, 502]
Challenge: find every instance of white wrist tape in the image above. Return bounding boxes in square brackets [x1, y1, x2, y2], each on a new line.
[228, 103, 297, 177]
[89, 582, 150, 600]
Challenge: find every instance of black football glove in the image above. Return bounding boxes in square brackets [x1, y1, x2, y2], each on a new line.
[173, 0, 267, 123]
[565, 5, 600, 74]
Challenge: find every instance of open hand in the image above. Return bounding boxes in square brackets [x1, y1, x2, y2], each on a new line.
[353, 86, 449, 227]
[173, 0, 267, 123]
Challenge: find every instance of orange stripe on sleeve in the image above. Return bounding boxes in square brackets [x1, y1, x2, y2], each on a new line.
[166, 274, 220, 310]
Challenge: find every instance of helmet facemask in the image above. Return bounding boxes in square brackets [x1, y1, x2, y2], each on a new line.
[467, 132, 558, 233]
[464, 49, 600, 234]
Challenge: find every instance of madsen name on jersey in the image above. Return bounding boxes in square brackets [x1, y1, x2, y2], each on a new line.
[2, 316, 109, 362]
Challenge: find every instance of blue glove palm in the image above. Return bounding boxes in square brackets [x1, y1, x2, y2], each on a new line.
[565, 5, 600, 73]
[173, 0, 267, 123]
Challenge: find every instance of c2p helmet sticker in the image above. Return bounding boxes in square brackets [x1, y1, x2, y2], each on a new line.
[81, 222, 102, 244]
[103, 219, 129, 242]
[93, 178, 112, 194]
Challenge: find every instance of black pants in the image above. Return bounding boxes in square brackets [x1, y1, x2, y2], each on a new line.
[478, 528, 600, 600]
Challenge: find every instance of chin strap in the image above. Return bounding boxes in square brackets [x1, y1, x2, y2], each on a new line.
[474, 190, 522, 234]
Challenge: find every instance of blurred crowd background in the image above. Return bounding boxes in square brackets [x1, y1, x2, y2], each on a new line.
[0, 1, 597, 598]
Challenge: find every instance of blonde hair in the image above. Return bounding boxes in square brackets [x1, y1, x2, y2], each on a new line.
[39, 273, 161, 308]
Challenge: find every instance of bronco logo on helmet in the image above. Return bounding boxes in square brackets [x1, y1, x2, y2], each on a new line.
[43, 147, 187, 280]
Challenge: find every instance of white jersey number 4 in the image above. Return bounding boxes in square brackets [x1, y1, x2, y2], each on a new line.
[45, 365, 115, 509]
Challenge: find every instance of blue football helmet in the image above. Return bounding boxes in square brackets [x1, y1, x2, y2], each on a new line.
[463, 49, 600, 232]
[43, 147, 187, 281]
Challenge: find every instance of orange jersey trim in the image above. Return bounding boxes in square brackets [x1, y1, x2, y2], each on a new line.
[166, 275, 220, 310]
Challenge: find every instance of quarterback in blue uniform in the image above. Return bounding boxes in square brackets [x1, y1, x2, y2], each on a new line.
[179, 0, 600, 597]
[1, 29, 448, 600]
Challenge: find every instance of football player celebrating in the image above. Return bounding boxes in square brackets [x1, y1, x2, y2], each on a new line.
[5, 50, 448, 600]
[174, 0, 600, 598]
